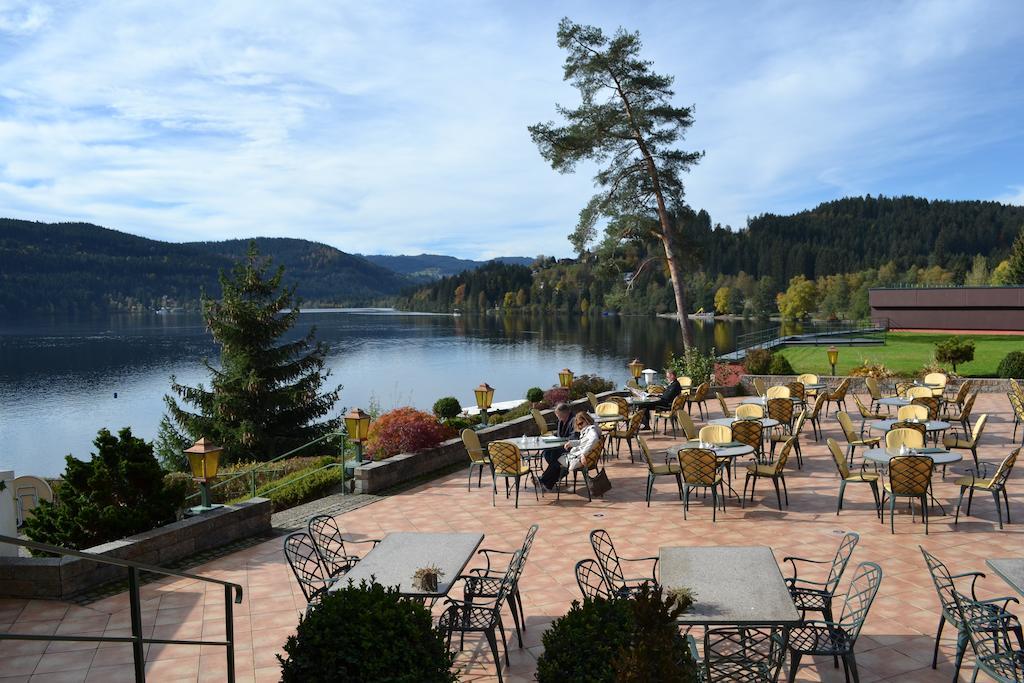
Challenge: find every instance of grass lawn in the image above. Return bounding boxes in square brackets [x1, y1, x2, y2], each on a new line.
[778, 332, 1021, 377]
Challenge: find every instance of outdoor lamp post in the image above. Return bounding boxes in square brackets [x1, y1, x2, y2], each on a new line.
[475, 382, 495, 426]
[559, 368, 574, 389]
[344, 408, 372, 465]
[628, 358, 644, 383]
[827, 346, 839, 376]
[185, 438, 222, 513]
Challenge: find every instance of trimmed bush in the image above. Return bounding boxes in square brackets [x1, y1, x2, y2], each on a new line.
[244, 457, 344, 512]
[366, 407, 456, 460]
[526, 387, 545, 403]
[536, 583, 698, 682]
[768, 353, 795, 375]
[487, 400, 532, 425]
[668, 348, 718, 385]
[744, 348, 773, 375]
[279, 580, 457, 682]
[432, 396, 462, 421]
[543, 387, 570, 406]
[569, 374, 615, 400]
[24, 427, 186, 551]
[997, 351, 1024, 379]
[934, 337, 975, 373]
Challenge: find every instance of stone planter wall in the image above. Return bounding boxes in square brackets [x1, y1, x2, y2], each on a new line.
[0, 497, 272, 600]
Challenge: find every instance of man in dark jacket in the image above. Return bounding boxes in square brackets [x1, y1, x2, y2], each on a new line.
[642, 370, 682, 429]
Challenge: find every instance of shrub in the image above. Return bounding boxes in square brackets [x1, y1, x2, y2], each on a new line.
[569, 374, 615, 400]
[169, 455, 334, 504]
[249, 457, 344, 512]
[536, 583, 698, 683]
[432, 396, 462, 421]
[487, 400, 532, 425]
[366, 407, 456, 460]
[445, 416, 480, 432]
[744, 348, 773, 375]
[279, 580, 457, 682]
[23, 427, 187, 551]
[667, 348, 718, 385]
[768, 353, 795, 375]
[848, 360, 895, 379]
[997, 351, 1024, 379]
[934, 337, 975, 373]
[543, 387, 570, 406]
[526, 387, 545, 403]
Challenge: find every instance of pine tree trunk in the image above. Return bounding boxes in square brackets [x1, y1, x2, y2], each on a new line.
[657, 218, 693, 350]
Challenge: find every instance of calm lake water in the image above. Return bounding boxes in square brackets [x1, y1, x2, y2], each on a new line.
[0, 309, 771, 476]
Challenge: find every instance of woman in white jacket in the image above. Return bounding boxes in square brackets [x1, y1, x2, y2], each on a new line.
[540, 412, 599, 490]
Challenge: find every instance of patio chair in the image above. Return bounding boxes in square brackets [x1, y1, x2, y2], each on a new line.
[827, 438, 880, 515]
[920, 546, 1024, 682]
[597, 400, 624, 442]
[438, 550, 522, 683]
[772, 411, 806, 467]
[767, 397, 794, 433]
[587, 391, 599, 411]
[686, 382, 710, 419]
[679, 447, 727, 522]
[864, 376, 884, 412]
[787, 381, 806, 408]
[307, 514, 381, 577]
[753, 378, 768, 396]
[881, 455, 934, 534]
[283, 531, 339, 611]
[950, 590, 1024, 683]
[1011, 392, 1024, 445]
[786, 562, 883, 683]
[885, 427, 924, 450]
[589, 529, 658, 598]
[612, 410, 645, 461]
[890, 421, 927, 445]
[716, 391, 733, 418]
[783, 531, 860, 625]
[895, 380, 914, 397]
[700, 424, 733, 445]
[805, 394, 827, 442]
[955, 448, 1018, 529]
[743, 437, 793, 510]
[907, 385, 933, 400]
[853, 394, 885, 436]
[690, 625, 786, 682]
[555, 437, 606, 502]
[678, 410, 699, 440]
[824, 378, 851, 416]
[575, 558, 612, 600]
[946, 391, 978, 435]
[924, 372, 947, 398]
[944, 380, 973, 416]
[639, 436, 682, 506]
[679, 375, 694, 392]
[531, 408, 551, 436]
[461, 524, 538, 648]
[797, 373, 819, 387]
[653, 394, 686, 437]
[766, 385, 790, 399]
[487, 441, 539, 508]
[462, 428, 493, 492]
[837, 411, 880, 467]
[912, 396, 940, 421]
[943, 413, 988, 472]
[732, 419, 764, 463]
[896, 403, 929, 422]
[647, 383, 665, 394]
[736, 403, 765, 419]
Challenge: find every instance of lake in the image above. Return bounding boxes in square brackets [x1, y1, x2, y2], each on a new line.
[0, 309, 772, 476]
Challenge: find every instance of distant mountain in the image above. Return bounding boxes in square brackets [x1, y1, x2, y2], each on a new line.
[362, 253, 534, 282]
[0, 220, 410, 317]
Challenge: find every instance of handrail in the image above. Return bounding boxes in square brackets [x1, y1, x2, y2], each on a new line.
[256, 462, 345, 500]
[0, 533, 244, 682]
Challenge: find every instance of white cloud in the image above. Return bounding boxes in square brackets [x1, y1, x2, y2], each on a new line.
[0, 0, 1021, 258]
[997, 186, 1024, 206]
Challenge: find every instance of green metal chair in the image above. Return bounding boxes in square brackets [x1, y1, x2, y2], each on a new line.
[950, 589, 1024, 683]
[827, 438, 880, 516]
[955, 448, 1018, 529]
[690, 625, 786, 682]
[638, 436, 682, 506]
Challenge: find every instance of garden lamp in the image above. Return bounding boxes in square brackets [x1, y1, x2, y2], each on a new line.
[827, 346, 839, 376]
[185, 438, 222, 513]
[475, 382, 495, 426]
[558, 368, 574, 389]
[344, 408, 372, 465]
[628, 358, 644, 381]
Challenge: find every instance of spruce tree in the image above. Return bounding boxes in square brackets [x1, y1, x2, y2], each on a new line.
[1006, 225, 1024, 285]
[158, 243, 342, 468]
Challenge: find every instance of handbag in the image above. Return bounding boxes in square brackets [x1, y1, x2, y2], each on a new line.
[586, 468, 612, 497]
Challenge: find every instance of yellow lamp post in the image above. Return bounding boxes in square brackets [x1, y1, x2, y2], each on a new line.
[344, 408, 372, 464]
[185, 438, 222, 512]
[628, 358, 644, 382]
[475, 382, 495, 426]
[827, 346, 839, 376]
[558, 368, 574, 389]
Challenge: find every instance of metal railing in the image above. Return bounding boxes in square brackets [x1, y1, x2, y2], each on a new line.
[732, 318, 890, 355]
[0, 534, 244, 682]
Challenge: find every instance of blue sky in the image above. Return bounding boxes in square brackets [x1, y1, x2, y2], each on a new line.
[0, 1, 1022, 259]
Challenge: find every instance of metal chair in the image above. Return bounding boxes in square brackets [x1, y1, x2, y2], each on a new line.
[924, 372, 948, 398]
[639, 436, 682, 506]
[653, 394, 686, 437]
[787, 381, 806, 409]
[853, 394, 885, 436]
[575, 558, 612, 600]
[896, 404, 929, 422]
[461, 524, 538, 649]
[438, 550, 522, 683]
[885, 427, 924, 450]
[827, 438, 880, 515]
[732, 419, 764, 463]
[717, 391, 733, 418]
[753, 378, 768, 396]
[881, 455, 934, 534]
[283, 532, 339, 610]
[736, 403, 765, 419]
[488, 441, 539, 508]
[786, 562, 883, 683]
[531, 408, 551, 436]
[589, 529, 658, 598]
[907, 385, 933, 400]
[677, 410, 699, 440]
[864, 376, 884, 412]
[806, 394, 828, 442]
[612, 410, 645, 461]
[955, 448, 1018, 529]
[743, 437, 793, 510]
[912, 396, 940, 421]
[307, 514, 381, 577]
[946, 391, 978, 435]
[824, 378, 851, 416]
[687, 382, 710, 419]
[462, 428, 493, 492]
[771, 411, 806, 467]
[920, 546, 1024, 682]
[767, 397, 794, 434]
[837, 411, 880, 467]
[950, 589, 1024, 683]
[943, 413, 988, 472]
[783, 531, 860, 624]
[691, 626, 786, 682]
[944, 380, 973, 417]
[679, 447, 727, 522]
[555, 437, 606, 502]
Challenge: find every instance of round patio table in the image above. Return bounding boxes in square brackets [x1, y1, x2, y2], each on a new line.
[669, 441, 755, 500]
[862, 447, 961, 467]
[914, 381, 942, 388]
[803, 383, 827, 392]
[878, 397, 911, 408]
[498, 436, 568, 453]
[709, 417, 781, 430]
[627, 395, 661, 407]
[870, 419, 950, 434]
[589, 413, 624, 425]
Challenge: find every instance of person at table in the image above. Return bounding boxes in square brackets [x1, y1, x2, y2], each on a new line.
[641, 369, 682, 429]
[553, 402, 576, 438]
[540, 411, 599, 491]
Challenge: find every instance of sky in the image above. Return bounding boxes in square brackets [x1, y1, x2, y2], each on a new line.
[0, 1, 1022, 260]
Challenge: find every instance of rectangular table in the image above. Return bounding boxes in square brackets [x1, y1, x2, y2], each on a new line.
[986, 558, 1024, 598]
[337, 532, 484, 599]
[660, 546, 801, 626]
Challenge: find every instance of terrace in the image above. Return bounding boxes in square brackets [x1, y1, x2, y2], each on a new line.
[1, 390, 1021, 682]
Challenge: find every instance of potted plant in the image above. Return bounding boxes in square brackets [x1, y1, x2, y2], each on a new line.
[412, 565, 445, 593]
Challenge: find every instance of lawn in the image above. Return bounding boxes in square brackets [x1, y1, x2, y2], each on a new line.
[777, 332, 1021, 377]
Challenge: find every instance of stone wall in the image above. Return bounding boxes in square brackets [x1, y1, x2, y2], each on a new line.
[739, 375, 1015, 394]
[0, 497, 271, 600]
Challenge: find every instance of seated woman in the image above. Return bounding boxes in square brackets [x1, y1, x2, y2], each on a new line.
[540, 411, 599, 491]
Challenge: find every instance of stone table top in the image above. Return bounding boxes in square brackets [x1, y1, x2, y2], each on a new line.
[870, 419, 950, 433]
[862, 447, 962, 466]
[986, 558, 1024, 598]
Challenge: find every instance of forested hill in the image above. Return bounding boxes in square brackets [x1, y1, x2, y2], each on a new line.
[0, 220, 409, 317]
[361, 254, 533, 282]
[694, 196, 1024, 285]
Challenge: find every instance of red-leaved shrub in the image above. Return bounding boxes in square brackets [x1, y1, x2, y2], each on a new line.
[543, 387, 570, 407]
[365, 407, 456, 460]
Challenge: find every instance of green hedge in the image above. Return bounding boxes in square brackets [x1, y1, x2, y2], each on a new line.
[230, 456, 345, 512]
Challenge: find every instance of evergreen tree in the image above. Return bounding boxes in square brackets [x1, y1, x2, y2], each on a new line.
[1006, 225, 1024, 285]
[158, 243, 342, 468]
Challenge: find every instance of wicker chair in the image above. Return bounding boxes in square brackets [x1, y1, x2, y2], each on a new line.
[753, 377, 768, 396]
[679, 447, 727, 521]
[691, 626, 786, 683]
[946, 391, 978, 435]
[639, 436, 682, 506]
[853, 394, 885, 435]
[488, 441, 539, 508]
[837, 411, 880, 467]
[590, 529, 658, 598]
[1011, 392, 1024, 445]
[586, 391, 599, 411]
[907, 386, 933, 400]
[653, 394, 686, 437]
[924, 372, 947, 398]
[805, 394, 828, 442]
[735, 403, 765, 419]
[677, 411, 699, 440]
[531, 408, 551, 437]
[912, 396, 940, 421]
[881, 455, 934, 534]
[955, 448, 1018, 529]
[686, 382, 710, 420]
[772, 411, 806, 467]
[824, 378, 851, 416]
[767, 397, 794, 433]
[943, 414, 988, 472]
[575, 558, 611, 600]
[555, 438, 606, 502]
[897, 404, 929, 422]
[307, 514, 381, 577]
[945, 380, 973, 416]
[766, 385, 790, 399]
[716, 391, 733, 418]
[462, 428, 493, 491]
[864, 376, 884, 412]
[885, 427, 925, 450]
[743, 437, 793, 510]
[732, 419, 764, 463]
[787, 381, 806, 408]
[827, 438, 880, 515]
[612, 410, 645, 462]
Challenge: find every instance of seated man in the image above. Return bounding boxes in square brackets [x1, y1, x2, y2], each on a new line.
[642, 369, 682, 429]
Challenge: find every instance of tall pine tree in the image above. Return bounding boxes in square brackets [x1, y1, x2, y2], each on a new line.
[158, 243, 342, 468]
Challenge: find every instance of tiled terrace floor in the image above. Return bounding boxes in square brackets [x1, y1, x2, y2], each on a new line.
[2, 392, 1023, 682]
